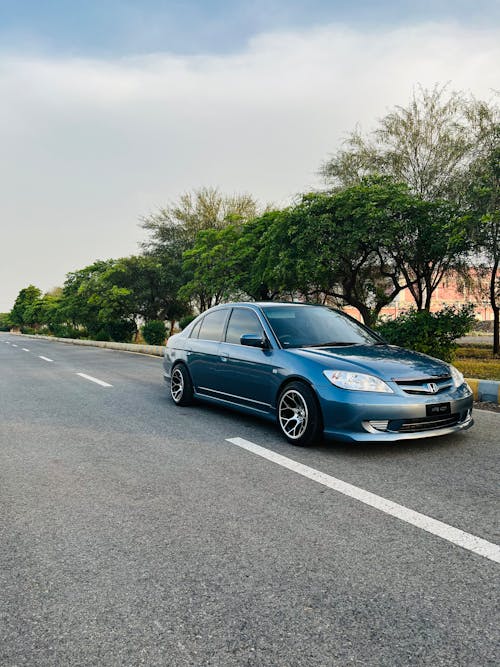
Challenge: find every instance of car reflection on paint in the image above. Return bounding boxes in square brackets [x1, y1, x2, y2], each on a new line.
[163, 302, 473, 446]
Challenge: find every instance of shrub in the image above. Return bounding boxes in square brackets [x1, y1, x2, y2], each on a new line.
[94, 329, 111, 341]
[375, 305, 476, 362]
[50, 324, 85, 339]
[142, 320, 167, 345]
[107, 320, 136, 343]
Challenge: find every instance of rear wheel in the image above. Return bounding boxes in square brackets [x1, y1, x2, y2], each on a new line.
[170, 364, 194, 406]
[277, 381, 322, 446]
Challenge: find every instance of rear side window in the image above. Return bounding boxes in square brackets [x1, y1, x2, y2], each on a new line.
[198, 309, 228, 342]
[225, 308, 263, 345]
[189, 319, 202, 339]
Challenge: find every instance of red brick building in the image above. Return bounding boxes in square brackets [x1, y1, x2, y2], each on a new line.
[342, 270, 497, 322]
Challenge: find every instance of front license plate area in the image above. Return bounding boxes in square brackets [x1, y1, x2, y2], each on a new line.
[426, 402, 451, 416]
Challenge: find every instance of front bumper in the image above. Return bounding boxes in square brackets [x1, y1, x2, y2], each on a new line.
[317, 382, 474, 443]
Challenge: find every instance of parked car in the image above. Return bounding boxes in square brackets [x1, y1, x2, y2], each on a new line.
[163, 302, 473, 446]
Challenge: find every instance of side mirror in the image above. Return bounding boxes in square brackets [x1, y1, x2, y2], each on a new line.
[240, 333, 269, 349]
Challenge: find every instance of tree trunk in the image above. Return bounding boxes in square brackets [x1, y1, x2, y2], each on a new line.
[490, 258, 499, 355]
[356, 303, 376, 328]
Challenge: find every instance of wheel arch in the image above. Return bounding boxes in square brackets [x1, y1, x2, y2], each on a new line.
[275, 375, 324, 425]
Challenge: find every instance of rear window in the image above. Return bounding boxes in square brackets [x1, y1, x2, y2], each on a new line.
[197, 309, 228, 342]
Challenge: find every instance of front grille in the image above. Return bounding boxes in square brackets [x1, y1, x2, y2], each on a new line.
[394, 376, 453, 395]
[388, 414, 460, 433]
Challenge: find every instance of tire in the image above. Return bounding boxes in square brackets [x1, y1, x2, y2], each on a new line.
[170, 364, 194, 406]
[277, 381, 322, 446]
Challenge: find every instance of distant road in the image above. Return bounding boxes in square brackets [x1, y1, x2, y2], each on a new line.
[1, 333, 499, 666]
[458, 335, 493, 346]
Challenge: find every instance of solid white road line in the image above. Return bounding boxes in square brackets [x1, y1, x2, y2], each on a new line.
[76, 372, 113, 388]
[226, 437, 500, 564]
[39, 356, 53, 362]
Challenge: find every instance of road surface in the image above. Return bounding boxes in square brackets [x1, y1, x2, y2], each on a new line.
[1, 333, 498, 666]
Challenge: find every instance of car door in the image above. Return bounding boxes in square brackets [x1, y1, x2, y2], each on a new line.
[218, 307, 279, 411]
[186, 308, 229, 395]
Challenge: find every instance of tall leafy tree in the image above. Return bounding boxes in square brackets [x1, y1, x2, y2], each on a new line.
[9, 285, 42, 328]
[59, 260, 135, 340]
[260, 180, 413, 325]
[260, 179, 468, 325]
[179, 226, 243, 310]
[141, 187, 260, 312]
[97, 256, 189, 333]
[321, 85, 476, 202]
[466, 102, 500, 353]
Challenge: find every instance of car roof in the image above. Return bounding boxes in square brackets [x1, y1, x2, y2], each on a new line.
[212, 301, 320, 309]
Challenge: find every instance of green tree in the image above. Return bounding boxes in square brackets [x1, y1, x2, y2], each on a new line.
[466, 102, 500, 353]
[260, 179, 463, 326]
[60, 261, 114, 335]
[9, 285, 42, 329]
[0, 312, 11, 331]
[141, 187, 260, 310]
[383, 197, 470, 310]
[233, 211, 284, 301]
[178, 211, 284, 310]
[141, 187, 259, 249]
[321, 85, 476, 201]
[179, 226, 243, 310]
[100, 255, 189, 334]
[37, 289, 64, 332]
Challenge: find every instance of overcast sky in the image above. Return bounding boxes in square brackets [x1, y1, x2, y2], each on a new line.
[1, 1, 499, 311]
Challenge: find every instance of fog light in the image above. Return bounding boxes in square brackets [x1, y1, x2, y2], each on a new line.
[363, 419, 389, 433]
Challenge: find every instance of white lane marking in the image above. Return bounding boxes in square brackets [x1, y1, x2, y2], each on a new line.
[22, 348, 30, 352]
[12, 344, 18, 347]
[39, 355, 53, 362]
[226, 437, 500, 564]
[76, 372, 113, 388]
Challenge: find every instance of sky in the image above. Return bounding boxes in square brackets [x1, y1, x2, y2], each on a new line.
[1, 1, 499, 311]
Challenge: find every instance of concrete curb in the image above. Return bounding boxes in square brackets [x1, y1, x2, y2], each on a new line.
[13, 333, 165, 357]
[10, 333, 500, 404]
[466, 378, 500, 404]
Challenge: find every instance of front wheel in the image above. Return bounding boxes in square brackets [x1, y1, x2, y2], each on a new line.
[277, 381, 322, 446]
[170, 364, 194, 406]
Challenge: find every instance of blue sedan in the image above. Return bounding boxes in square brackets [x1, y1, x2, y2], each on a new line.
[163, 302, 473, 446]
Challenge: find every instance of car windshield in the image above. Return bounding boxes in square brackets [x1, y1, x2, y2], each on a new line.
[262, 305, 380, 348]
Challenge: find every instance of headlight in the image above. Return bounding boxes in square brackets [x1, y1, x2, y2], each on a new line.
[450, 365, 465, 387]
[323, 370, 394, 393]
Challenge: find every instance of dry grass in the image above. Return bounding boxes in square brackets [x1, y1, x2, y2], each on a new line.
[454, 346, 500, 380]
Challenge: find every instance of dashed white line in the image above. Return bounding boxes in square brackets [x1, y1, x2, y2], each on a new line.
[12, 344, 18, 347]
[76, 372, 113, 388]
[226, 437, 500, 564]
[22, 348, 30, 352]
[39, 355, 53, 362]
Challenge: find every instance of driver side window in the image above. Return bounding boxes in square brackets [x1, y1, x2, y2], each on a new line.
[225, 308, 263, 345]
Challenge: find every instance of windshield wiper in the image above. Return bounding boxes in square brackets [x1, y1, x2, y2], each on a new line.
[301, 341, 360, 348]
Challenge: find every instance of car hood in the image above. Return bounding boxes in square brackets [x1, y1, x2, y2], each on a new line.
[291, 344, 451, 380]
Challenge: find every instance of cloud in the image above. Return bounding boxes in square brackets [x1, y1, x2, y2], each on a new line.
[1, 21, 499, 310]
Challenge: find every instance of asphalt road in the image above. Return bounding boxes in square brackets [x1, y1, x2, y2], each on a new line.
[1, 333, 499, 666]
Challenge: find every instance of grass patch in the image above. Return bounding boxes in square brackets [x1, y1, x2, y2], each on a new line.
[454, 346, 500, 380]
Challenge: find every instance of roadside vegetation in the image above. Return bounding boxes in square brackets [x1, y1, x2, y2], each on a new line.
[6, 85, 500, 367]
[454, 346, 500, 380]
